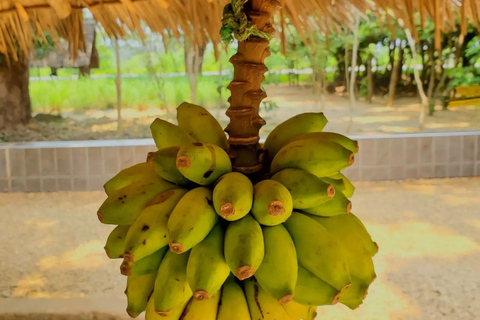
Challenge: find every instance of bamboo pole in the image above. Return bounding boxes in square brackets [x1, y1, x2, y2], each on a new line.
[114, 38, 123, 133]
[347, 17, 360, 133]
[224, 0, 280, 174]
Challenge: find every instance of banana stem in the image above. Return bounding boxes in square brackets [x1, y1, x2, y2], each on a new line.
[225, 0, 280, 174]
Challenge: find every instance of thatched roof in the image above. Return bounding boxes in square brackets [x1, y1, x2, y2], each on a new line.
[0, 0, 478, 60]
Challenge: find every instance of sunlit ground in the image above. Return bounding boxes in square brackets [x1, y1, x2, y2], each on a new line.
[0, 178, 479, 319]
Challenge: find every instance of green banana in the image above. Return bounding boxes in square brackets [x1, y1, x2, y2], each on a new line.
[153, 250, 192, 316]
[213, 172, 253, 221]
[286, 132, 359, 154]
[123, 189, 188, 262]
[121, 247, 167, 276]
[350, 213, 379, 256]
[104, 225, 130, 259]
[271, 168, 335, 209]
[303, 191, 352, 217]
[126, 272, 157, 318]
[244, 279, 289, 320]
[150, 147, 190, 185]
[320, 176, 346, 196]
[282, 300, 317, 320]
[270, 139, 354, 178]
[103, 162, 156, 195]
[177, 102, 229, 150]
[255, 224, 297, 303]
[329, 172, 355, 198]
[224, 214, 264, 280]
[150, 118, 195, 150]
[145, 294, 188, 320]
[283, 212, 351, 291]
[168, 187, 218, 254]
[338, 275, 370, 309]
[187, 224, 230, 300]
[217, 276, 251, 320]
[264, 112, 328, 159]
[295, 265, 341, 306]
[181, 291, 220, 320]
[97, 178, 177, 225]
[251, 180, 293, 226]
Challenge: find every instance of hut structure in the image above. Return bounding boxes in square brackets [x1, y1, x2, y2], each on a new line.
[0, 0, 478, 130]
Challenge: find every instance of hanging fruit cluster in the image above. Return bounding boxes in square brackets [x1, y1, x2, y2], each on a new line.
[97, 102, 377, 320]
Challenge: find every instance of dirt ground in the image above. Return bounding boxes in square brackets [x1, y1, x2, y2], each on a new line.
[2, 84, 480, 142]
[0, 178, 479, 320]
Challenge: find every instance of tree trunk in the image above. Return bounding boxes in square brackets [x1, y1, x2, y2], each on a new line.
[366, 53, 374, 103]
[225, 0, 280, 173]
[184, 39, 206, 103]
[347, 18, 360, 133]
[0, 56, 31, 130]
[114, 38, 123, 133]
[387, 45, 404, 107]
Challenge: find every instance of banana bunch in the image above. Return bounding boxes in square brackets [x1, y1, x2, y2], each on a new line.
[98, 103, 377, 320]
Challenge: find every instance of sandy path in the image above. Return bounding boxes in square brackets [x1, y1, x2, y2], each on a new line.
[0, 178, 479, 319]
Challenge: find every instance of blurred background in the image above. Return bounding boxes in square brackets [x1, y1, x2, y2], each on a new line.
[0, 1, 479, 320]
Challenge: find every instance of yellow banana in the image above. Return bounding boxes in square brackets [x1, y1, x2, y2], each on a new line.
[97, 178, 178, 225]
[104, 225, 129, 259]
[176, 142, 232, 185]
[150, 147, 190, 185]
[123, 189, 188, 262]
[251, 180, 293, 226]
[126, 272, 157, 318]
[150, 118, 195, 149]
[255, 225, 297, 303]
[295, 265, 341, 306]
[145, 295, 188, 320]
[213, 172, 253, 221]
[271, 168, 335, 209]
[329, 172, 355, 198]
[153, 250, 192, 316]
[224, 214, 264, 280]
[303, 191, 352, 217]
[270, 139, 354, 178]
[103, 162, 156, 195]
[121, 247, 167, 276]
[286, 132, 359, 154]
[187, 224, 230, 300]
[217, 276, 251, 320]
[283, 212, 351, 291]
[244, 279, 289, 320]
[168, 187, 218, 254]
[282, 300, 317, 320]
[264, 112, 328, 159]
[181, 290, 220, 320]
[177, 102, 229, 150]
[349, 213, 379, 256]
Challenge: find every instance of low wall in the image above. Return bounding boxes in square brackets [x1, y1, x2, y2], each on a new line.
[0, 131, 479, 192]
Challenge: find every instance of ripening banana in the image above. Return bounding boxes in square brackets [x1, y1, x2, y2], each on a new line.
[213, 172, 253, 221]
[224, 214, 264, 280]
[217, 276, 251, 320]
[168, 187, 218, 254]
[264, 112, 328, 159]
[150, 118, 195, 150]
[187, 224, 230, 300]
[177, 102, 229, 150]
[255, 224, 297, 303]
[97, 178, 178, 225]
[176, 142, 232, 185]
[321, 176, 345, 196]
[282, 300, 317, 320]
[121, 247, 167, 276]
[338, 275, 370, 310]
[150, 147, 190, 185]
[349, 213, 379, 256]
[181, 290, 220, 320]
[103, 162, 156, 195]
[286, 132, 359, 154]
[123, 189, 188, 262]
[295, 265, 341, 306]
[303, 191, 352, 217]
[329, 172, 355, 198]
[244, 279, 289, 320]
[104, 225, 130, 259]
[251, 180, 293, 226]
[153, 250, 192, 316]
[283, 212, 351, 291]
[126, 272, 157, 318]
[145, 294, 188, 320]
[270, 139, 354, 178]
[271, 168, 335, 209]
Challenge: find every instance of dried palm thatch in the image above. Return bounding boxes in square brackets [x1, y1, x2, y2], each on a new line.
[0, 0, 478, 60]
